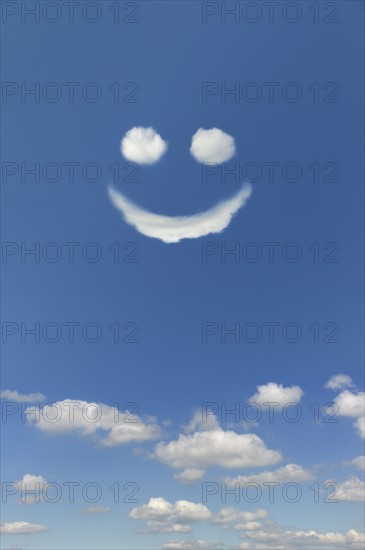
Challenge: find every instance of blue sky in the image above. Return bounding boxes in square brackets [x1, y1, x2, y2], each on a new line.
[1, 1, 364, 549]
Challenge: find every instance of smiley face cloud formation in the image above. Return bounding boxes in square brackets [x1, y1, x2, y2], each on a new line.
[108, 127, 252, 243]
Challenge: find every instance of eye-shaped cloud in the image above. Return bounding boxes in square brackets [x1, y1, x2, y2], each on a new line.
[108, 184, 252, 244]
[190, 128, 236, 164]
[121, 127, 168, 164]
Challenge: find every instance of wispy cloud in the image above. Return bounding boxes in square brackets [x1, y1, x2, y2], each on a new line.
[108, 184, 252, 243]
[0, 389, 45, 402]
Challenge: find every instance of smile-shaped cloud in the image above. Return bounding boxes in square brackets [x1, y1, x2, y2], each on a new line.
[110, 126, 251, 243]
[108, 184, 252, 244]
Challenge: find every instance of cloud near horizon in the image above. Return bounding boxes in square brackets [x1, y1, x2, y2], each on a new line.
[108, 184, 252, 243]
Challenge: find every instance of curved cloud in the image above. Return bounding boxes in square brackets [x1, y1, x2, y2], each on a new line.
[108, 184, 252, 244]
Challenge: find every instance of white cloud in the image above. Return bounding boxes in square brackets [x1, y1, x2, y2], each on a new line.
[120, 127, 167, 164]
[82, 506, 110, 514]
[0, 389, 45, 402]
[163, 541, 224, 550]
[0, 521, 47, 534]
[324, 374, 354, 391]
[162, 540, 225, 550]
[13, 474, 48, 504]
[26, 399, 161, 446]
[223, 463, 314, 488]
[327, 476, 365, 502]
[174, 468, 206, 484]
[129, 497, 212, 533]
[153, 414, 281, 470]
[249, 383, 303, 408]
[241, 526, 365, 549]
[190, 128, 235, 164]
[108, 184, 252, 243]
[329, 389, 365, 439]
[213, 508, 268, 530]
[343, 456, 365, 471]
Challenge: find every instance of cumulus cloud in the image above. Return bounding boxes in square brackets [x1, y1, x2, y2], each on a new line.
[328, 388, 365, 438]
[223, 463, 314, 488]
[13, 474, 48, 504]
[163, 541, 224, 550]
[240, 526, 365, 549]
[108, 184, 252, 243]
[0, 389, 45, 402]
[324, 374, 354, 391]
[249, 383, 303, 408]
[82, 506, 110, 514]
[120, 127, 167, 164]
[26, 399, 161, 446]
[129, 497, 212, 533]
[190, 128, 235, 164]
[213, 508, 268, 531]
[327, 476, 365, 502]
[173, 468, 206, 484]
[153, 413, 281, 471]
[0, 521, 47, 534]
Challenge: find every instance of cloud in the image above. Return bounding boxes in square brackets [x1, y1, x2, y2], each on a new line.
[223, 464, 314, 488]
[327, 476, 365, 502]
[163, 541, 224, 550]
[82, 506, 110, 514]
[13, 474, 48, 504]
[190, 128, 235, 164]
[324, 374, 354, 391]
[26, 399, 161, 446]
[153, 413, 281, 471]
[129, 497, 212, 533]
[343, 456, 365, 471]
[0, 389, 45, 402]
[173, 468, 206, 484]
[120, 127, 167, 164]
[108, 184, 252, 243]
[249, 383, 303, 408]
[240, 526, 365, 549]
[0, 521, 47, 534]
[213, 508, 268, 531]
[329, 389, 365, 438]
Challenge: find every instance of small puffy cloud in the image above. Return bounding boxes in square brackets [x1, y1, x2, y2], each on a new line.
[174, 468, 206, 484]
[249, 383, 303, 408]
[26, 399, 161, 446]
[223, 463, 314, 488]
[82, 506, 110, 514]
[190, 128, 235, 164]
[343, 456, 365, 471]
[13, 474, 48, 504]
[121, 127, 167, 164]
[129, 497, 211, 533]
[327, 476, 365, 502]
[0, 521, 47, 534]
[0, 389, 45, 402]
[324, 374, 354, 391]
[329, 389, 365, 439]
[163, 541, 224, 550]
[241, 526, 365, 549]
[213, 508, 268, 531]
[153, 414, 281, 470]
[108, 184, 252, 244]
